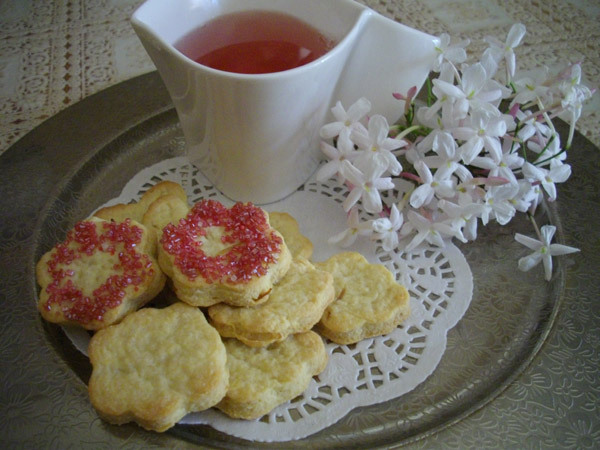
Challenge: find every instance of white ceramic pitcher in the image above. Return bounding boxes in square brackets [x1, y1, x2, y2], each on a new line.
[131, 0, 438, 204]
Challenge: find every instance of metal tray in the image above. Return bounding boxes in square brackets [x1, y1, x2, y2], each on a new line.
[1, 72, 598, 449]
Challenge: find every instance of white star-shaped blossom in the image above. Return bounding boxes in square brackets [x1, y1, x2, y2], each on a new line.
[339, 158, 395, 214]
[402, 210, 463, 252]
[320, 97, 371, 139]
[511, 66, 552, 107]
[483, 23, 527, 81]
[352, 114, 405, 175]
[317, 128, 359, 183]
[452, 110, 510, 164]
[438, 197, 485, 242]
[432, 33, 470, 72]
[328, 207, 373, 248]
[480, 183, 520, 225]
[515, 225, 579, 281]
[470, 148, 524, 185]
[409, 159, 457, 209]
[371, 204, 403, 251]
[521, 159, 571, 201]
[431, 63, 503, 121]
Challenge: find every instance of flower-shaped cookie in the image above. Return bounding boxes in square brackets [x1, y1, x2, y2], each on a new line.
[156, 198, 292, 307]
[315, 252, 410, 344]
[36, 217, 165, 330]
[88, 302, 229, 432]
[208, 257, 334, 347]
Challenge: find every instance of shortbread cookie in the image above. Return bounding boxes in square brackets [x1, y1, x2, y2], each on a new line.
[157, 199, 292, 307]
[208, 257, 334, 347]
[94, 180, 187, 224]
[88, 302, 228, 432]
[36, 217, 166, 330]
[217, 331, 327, 419]
[94, 181, 188, 245]
[268, 211, 313, 259]
[315, 252, 410, 345]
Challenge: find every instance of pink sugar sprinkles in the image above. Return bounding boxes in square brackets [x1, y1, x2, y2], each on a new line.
[161, 200, 282, 284]
[44, 219, 154, 324]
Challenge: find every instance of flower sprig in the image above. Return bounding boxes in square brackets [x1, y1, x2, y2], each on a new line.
[319, 24, 592, 281]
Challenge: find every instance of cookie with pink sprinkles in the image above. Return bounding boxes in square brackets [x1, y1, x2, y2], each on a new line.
[155, 198, 292, 307]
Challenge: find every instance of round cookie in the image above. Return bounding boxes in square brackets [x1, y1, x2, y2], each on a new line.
[217, 331, 328, 420]
[208, 257, 334, 347]
[36, 217, 166, 330]
[157, 199, 292, 307]
[315, 252, 410, 345]
[88, 302, 229, 432]
[268, 211, 313, 260]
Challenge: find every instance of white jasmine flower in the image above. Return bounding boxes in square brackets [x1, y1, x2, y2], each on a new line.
[371, 204, 404, 251]
[328, 207, 372, 247]
[409, 160, 457, 209]
[515, 225, 579, 281]
[480, 183, 520, 225]
[433, 33, 470, 72]
[403, 210, 463, 252]
[352, 115, 405, 175]
[339, 158, 394, 214]
[484, 23, 527, 81]
[453, 110, 509, 164]
[511, 67, 552, 107]
[438, 198, 484, 242]
[432, 63, 502, 118]
[317, 128, 359, 182]
[521, 159, 571, 201]
[320, 97, 371, 139]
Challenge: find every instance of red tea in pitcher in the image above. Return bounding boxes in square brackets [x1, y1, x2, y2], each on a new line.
[174, 10, 336, 74]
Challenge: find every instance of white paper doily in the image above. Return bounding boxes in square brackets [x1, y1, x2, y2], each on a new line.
[65, 157, 473, 442]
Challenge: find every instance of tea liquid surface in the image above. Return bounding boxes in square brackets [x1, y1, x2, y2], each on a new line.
[175, 10, 335, 74]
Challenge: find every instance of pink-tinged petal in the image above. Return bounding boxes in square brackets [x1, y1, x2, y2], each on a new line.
[506, 50, 517, 78]
[494, 202, 516, 225]
[540, 225, 556, 245]
[483, 136, 503, 162]
[518, 252, 542, 272]
[405, 232, 427, 252]
[460, 137, 484, 165]
[340, 160, 364, 187]
[363, 189, 383, 214]
[414, 160, 433, 183]
[320, 141, 339, 160]
[410, 184, 434, 208]
[330, 101, 347, 121]
[432, 79, 465, 99]
[515, 233, 543, 250]
[328, 228, 357, 247]
[320, 122, 344, 139]
[462, 63, 487, 94]
[343, 188, 362, 212]
[541, 181, 557, 201]
[542, 254, 553, 281]
[347, 97, 372, 121]
[372, 177, 395, 191]
[506, 23, 526, 48]
[550, 164, 572, 183]
[316, 162, 340, 183]
[549, 243, 580, 256]
[368, 115, 390, 145]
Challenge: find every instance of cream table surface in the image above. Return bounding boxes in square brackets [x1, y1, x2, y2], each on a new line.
[0, 1, 599, 449]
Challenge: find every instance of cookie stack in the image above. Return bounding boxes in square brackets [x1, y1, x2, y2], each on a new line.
[35, 181, 409, 432]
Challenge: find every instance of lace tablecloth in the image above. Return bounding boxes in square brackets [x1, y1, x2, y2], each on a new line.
[0, 0, 598, 154]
